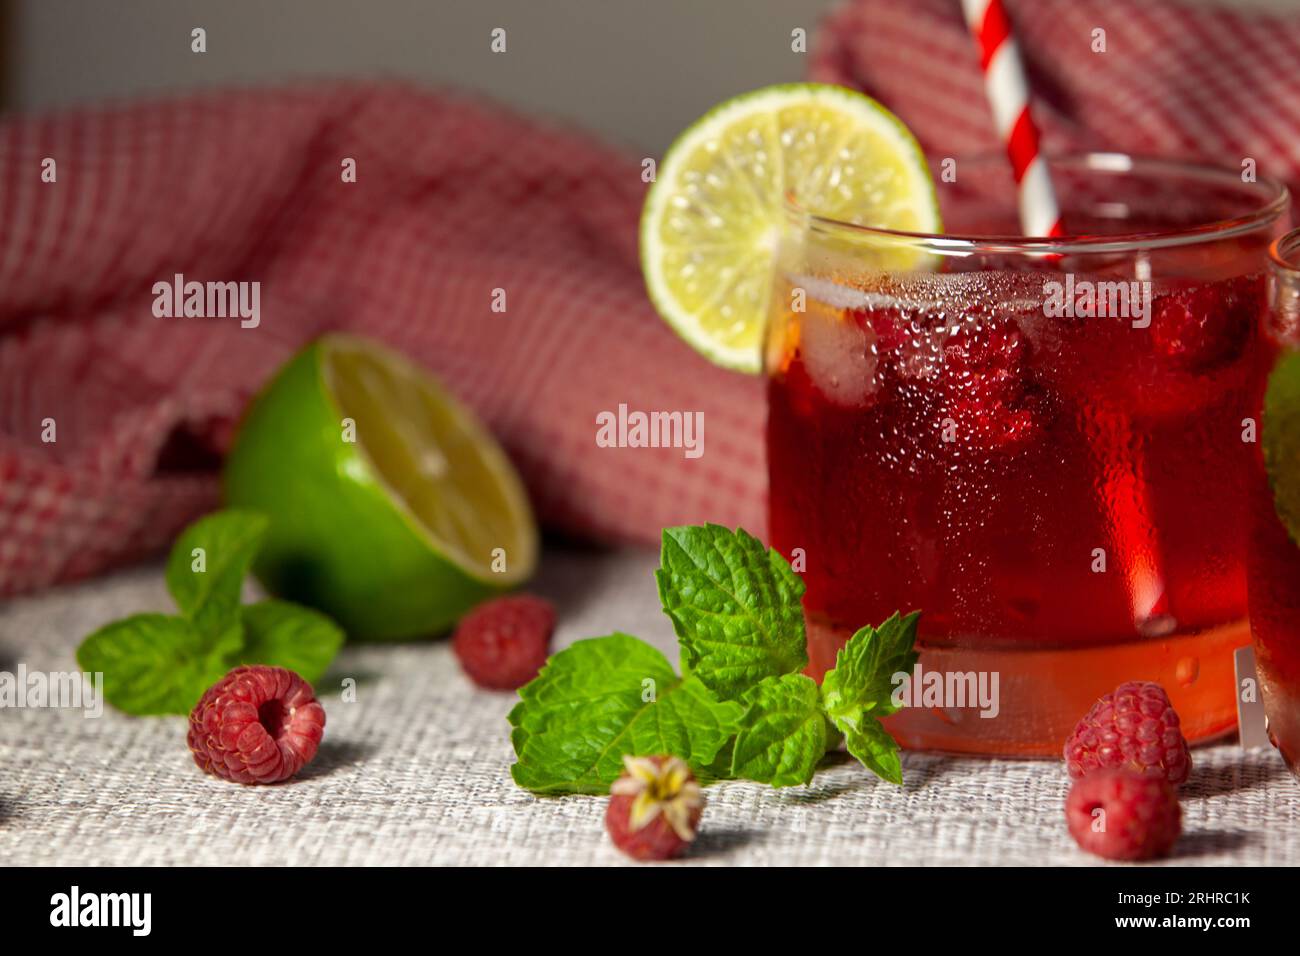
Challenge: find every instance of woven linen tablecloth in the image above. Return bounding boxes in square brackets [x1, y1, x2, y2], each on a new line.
[0, 545, 1294, 867]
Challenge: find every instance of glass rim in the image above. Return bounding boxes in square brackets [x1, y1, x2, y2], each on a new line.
[788, 151, 1289, 255]
[1271, 227, 1300, 274]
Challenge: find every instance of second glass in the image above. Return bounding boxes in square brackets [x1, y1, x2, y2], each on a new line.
[1248, 227, 1300, 777]
[765, 154, 1289, 755]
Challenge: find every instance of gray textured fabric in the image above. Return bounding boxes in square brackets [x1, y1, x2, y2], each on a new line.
[1, 546, 1295, 866]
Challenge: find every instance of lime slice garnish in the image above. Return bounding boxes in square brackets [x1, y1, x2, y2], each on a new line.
[1265, 349, 1300, 547]
[640, 83, 941, 373]
[223, 334, 537, 641]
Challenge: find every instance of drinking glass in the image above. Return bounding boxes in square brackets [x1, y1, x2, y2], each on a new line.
[765, 153, 1289, 755]
[1248, 226, 1300, 775]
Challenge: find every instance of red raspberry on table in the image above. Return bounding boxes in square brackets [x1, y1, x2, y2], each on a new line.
[1066, 768, 1182, 861]
[453, 594, 555, 690]
[188, 665, 326, 785]
[1064, 680, 1191, 785]
[606, 755, 704, 861]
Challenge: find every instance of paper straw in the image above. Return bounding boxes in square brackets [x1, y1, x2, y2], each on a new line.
[961, 0, 1172, 633]
[961, 0, 1064, 237]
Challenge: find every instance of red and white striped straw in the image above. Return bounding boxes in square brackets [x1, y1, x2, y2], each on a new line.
[962, 0, 1173, 634]
[961, 0, 1064, 237]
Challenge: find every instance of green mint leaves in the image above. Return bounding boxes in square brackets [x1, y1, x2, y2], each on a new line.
[74, 614, 212, 715]
[657, 524, 808, 700]
[164, 510, 267, 638]
[821, 612, 921, 785]
[77, 510, 344, 716]
[725, 613, 920, 787]
[730, 673, 828, 787]
[509, 634, 744, 794]
[509, 524, 921, 794]
[238, 599, 345, 683]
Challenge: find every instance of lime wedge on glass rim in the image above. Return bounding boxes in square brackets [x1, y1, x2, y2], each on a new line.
[223, 334, 537, 641]
[640, 83, 941, 372]
[1265, 349, 1300, 546]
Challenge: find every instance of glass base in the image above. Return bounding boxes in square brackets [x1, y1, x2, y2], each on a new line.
[1262, 681, 1300, 777]
[805, 616, 1250, 757]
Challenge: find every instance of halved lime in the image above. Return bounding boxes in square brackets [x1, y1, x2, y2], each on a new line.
[223, 334, 538, 641]
[640, 83, 941, 373]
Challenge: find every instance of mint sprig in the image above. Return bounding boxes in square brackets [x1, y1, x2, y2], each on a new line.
[77, 509, 344, 715]
[509, 524, 921, 793]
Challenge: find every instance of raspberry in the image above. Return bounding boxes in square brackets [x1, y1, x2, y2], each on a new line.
[941, 320, 1043, 452]
[1066, 768, 1181, 861]
[453, 594, 555, 690]
[852, 306, 910, 358]
[188, 665, 326, 785]
[1064, 680, 1191, 785]
[606, 755, 704, 861]
[1151, 278, 1256, 372]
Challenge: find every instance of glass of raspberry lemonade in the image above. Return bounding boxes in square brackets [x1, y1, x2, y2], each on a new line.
[766, 154, 1289, 755]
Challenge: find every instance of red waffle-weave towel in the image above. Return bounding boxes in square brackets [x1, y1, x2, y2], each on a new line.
[0, 84, 765, 595]
[5, 0, 1300, 597]
[812, 0, 1300, 187]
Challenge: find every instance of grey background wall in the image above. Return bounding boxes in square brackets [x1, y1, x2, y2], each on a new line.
[3, 0, 843, 154]
[4, 0, 1298, 154]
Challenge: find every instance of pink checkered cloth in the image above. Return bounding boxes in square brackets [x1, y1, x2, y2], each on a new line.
[812, 0, 1300, 174]
[0, 84, 765, 595]
[3, 0, 1300, 597]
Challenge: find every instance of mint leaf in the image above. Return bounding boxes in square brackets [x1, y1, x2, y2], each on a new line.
[76, 614, 223, 715]
[165, 509, 268, 639]
[843, 719, 904, 785]
[695, 738, 737, 784]
[730, 673, 828, 787]
[821, 611, 921, 724]
[238, 600, 344, 686]
[509, 634, 744, 795]
[820, 611, 920, 785]
[80, 508, 344, 717]
[656, 525, 807, 701]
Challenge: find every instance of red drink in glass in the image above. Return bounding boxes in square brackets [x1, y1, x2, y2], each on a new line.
[765, 155, 1288, 755]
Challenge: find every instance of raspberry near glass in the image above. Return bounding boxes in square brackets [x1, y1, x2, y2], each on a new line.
[765, 154, 1290, 755]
